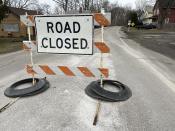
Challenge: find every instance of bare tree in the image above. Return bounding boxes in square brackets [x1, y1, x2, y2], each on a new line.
[102, 0, 110, 12]
[53, 0, 80, 13]
[110, 1, 118, 9]
[147, 0, 156, 6]
[5, 0, 39, 9]
[88, 0, 103, 12]
[135, 0, 156, 11]
[53, 0, 111, 13]
[135, 0, 147, 11]
[54, 4, 64, 14]
[111, 6, 131, 26]
[0, 0, 8, 22]
[84, 0, 90, 10]
[36, 3, 51, 15]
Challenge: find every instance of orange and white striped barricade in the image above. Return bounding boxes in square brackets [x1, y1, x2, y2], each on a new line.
[26, 65, 109, 78]
[20, 15, 35, 27]
[23, 41, 37, 51]
[94, 13, 111, 27]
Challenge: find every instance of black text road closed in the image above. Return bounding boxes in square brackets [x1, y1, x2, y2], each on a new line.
[35, 15, 93, 55]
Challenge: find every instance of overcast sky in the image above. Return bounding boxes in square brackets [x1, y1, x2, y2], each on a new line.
[39, 0, 137, 9]
[115, 0, 136, 8]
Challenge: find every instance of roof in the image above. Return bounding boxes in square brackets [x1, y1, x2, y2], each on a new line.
[8, 7, 42, 17]
[154, 0, 175, 9]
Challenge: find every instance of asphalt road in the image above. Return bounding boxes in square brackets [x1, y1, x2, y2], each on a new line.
[124, 29, 175, 87]
[0, 26, 175, 131]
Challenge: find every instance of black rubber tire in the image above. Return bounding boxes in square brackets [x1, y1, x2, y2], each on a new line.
[4, 78, 50, 98]
[94, 80, 132, 101]
[85, 80, 132, 102]
[85, 81, 116, 102]
[19, 80, 50, 97]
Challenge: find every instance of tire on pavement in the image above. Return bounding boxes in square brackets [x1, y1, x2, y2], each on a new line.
[85, 80, 132, 102]
[85, 81, 116, 102]
[4, 78, 50, 98]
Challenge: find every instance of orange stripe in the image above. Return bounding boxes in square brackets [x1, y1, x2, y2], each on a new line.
[99, 68, 109, 78]
[23, 44, 30, 50]
[94, 13, 110, 26]
[28, 15, 34, 23]
[95, 42, 110, 53]
[58, 66, 75, 76]
[26, 65, 36, 75]
[39, 65, 55, 75]
[78, 67, 95, 77]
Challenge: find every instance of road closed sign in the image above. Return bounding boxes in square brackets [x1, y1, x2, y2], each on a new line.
[35, 15, 93, 55]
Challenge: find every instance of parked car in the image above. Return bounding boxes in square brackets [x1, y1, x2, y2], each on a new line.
[136, 23, 157, 29]
[143, 24, 157, 29]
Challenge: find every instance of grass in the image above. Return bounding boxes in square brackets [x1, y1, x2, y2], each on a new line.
[0, 38, 23, 54]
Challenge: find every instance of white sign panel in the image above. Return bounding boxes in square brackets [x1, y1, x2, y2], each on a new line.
[35, 15, 93, 55]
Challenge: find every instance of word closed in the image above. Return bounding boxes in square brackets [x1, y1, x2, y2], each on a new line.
[35, 15, 93, 55]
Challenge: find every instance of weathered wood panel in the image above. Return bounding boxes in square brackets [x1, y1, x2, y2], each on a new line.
[0, 13, 34, 37]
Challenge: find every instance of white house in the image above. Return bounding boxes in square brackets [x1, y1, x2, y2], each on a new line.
[141, 6, 154, 24]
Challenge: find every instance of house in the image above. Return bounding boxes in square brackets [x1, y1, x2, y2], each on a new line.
[0, 7, 41, 37]
[153, 0, 175, 27]
[141, 6, 154, 24]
